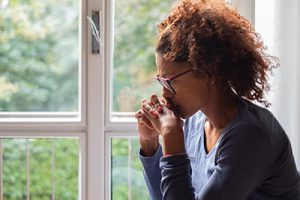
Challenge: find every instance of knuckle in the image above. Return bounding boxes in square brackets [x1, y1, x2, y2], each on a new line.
[150, 94, 157, 99]
[141, 99, 148, 104]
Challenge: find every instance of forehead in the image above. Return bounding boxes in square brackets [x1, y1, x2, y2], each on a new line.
[155, 53, 189, 77]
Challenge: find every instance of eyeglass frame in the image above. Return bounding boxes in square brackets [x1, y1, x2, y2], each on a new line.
[154, 68, 194, 95]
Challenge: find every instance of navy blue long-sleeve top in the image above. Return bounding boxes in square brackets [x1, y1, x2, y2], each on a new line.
[139, 97, 300, 200]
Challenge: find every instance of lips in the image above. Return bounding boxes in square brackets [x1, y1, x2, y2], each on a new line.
[162, 97, 175, 109]
[163, 97, 182, 117]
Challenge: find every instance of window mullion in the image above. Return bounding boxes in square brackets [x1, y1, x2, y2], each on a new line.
[0, 139, 3, 200]
[26, 139, 30, 200]
[51, 140, 56, 200]
[86, 0, 106, 198]
[128, 138, 132, 200]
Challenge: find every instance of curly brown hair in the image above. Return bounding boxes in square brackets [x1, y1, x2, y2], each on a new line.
[156, 0, 278, 107]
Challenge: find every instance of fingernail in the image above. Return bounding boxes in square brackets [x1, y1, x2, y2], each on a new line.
[156, 105, 163, 113]
[150, 110, 158, 117]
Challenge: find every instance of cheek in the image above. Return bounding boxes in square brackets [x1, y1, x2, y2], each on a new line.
[174, 93, 197, 113]
[175, 83, 208, 114]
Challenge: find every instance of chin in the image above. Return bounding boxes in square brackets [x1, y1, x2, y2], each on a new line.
[168, 101, 197, 119]
[179, 108, 199, 119]
[177, 109, 191, 119]
[181, 113, 192, 119]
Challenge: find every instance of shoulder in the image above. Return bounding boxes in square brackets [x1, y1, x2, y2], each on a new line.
[236, 98, 288, 144]
[220, 97, 274, 148]
[216, 124, 273, 166]
[221, 123, 271, 147]
[239, 98, 282, 133]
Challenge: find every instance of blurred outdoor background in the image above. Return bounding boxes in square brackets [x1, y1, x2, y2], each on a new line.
[0, 0, 174, 199]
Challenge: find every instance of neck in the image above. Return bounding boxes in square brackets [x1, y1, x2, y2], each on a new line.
[201, 88, 239, 132]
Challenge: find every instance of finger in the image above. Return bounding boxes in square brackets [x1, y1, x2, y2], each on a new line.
[150, 94, 163, 113]
[142, 99, 154, 107]
[135, 109, 144, 118]
[137, 116, 143, 123]
[139, 117, 155, 130]
[160, 97, 168, 107]
[142, 102, 158, 118]
[137, 108, 158, 121]
[137, 117, 154, 129]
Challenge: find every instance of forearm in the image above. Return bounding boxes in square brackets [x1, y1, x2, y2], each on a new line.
[139, 137, 159, 157]
[160, 154, 196, 200]
[161, 129, 185, 156]
[139, 144, 163, 200]
[158, 127, 196, 199]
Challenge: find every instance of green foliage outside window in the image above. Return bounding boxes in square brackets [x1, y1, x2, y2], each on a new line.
[0, 0, 79, 111]
[113, 0, 174, 112]
[112, 138, 150, 200]
[2, 138, 79, 200]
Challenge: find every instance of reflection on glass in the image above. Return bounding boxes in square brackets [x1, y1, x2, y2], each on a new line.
[111, 138, 149, 200]
[113, 0, 174, 112]
[0, 0, 79, 112]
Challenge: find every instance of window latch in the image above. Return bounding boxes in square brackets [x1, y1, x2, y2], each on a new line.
[87, 11, 103, 54]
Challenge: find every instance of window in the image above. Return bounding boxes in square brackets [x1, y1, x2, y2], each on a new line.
[0, 0, 86, 199]
[111, 0, 174, 114]
[0, 0, 81, 121]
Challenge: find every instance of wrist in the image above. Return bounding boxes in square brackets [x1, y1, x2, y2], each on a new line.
[139, 138, 159, 157]
[161, 130, 185, 156]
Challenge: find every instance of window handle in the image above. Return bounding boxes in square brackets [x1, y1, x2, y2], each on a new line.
[87, 11, 103, 54]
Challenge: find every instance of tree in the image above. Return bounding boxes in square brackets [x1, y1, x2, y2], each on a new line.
[0, 0, 78, 111]
[113, 0, 174, 112]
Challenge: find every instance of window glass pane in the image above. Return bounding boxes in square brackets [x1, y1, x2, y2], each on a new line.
[29, 139, 52, 199]
[113, 0, 174, 113]
[1, 138, 79, 199]
[0, 0, 79, 112]
[111, 138, 149, 200]
[2, 139, 26, 199]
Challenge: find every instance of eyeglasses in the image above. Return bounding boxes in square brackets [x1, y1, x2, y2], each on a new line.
[154, 69, 194, 95]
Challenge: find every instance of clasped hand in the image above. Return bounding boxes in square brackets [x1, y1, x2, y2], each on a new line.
[135, 94, 186, 156]
[135, 94, 182, 134]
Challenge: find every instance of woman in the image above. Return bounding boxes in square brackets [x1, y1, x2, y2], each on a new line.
[135, 0, 300, 199]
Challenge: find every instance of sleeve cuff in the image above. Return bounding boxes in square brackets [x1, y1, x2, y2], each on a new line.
[160, 153, 190, 168]
[139, 144, 163, 167]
